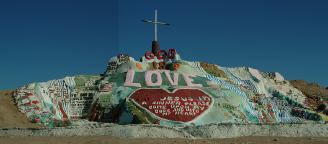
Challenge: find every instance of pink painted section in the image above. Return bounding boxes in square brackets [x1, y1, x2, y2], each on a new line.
[164, 70, 178, 86]
[124, 69, 203, 87]
[275, 72, 285, 81]
[145, 70, 163, 86]
[182, 73, 203, 87]
[124, 69, 141, 87]
[249, 68, 262, 80]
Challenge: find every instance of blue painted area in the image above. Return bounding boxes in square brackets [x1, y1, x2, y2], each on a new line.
[191, 62, 259, 121]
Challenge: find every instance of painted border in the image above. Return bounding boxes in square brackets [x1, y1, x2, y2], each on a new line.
[128, 87, 214, 124]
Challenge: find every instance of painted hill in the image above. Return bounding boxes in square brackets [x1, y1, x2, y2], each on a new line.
[12, 51, 328, 127]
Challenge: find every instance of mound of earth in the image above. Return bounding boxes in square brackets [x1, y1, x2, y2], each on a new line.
[11, 51, 328, 127]
[0, 91, 41, 128]
[290, 80, 328, 111]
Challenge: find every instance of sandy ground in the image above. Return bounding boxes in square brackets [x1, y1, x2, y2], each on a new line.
[1, 90, 328, 144]
[0, 91, 41, 128]
[0, 136, 328, 144]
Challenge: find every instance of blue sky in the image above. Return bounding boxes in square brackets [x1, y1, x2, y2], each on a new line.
[0, 0, 327, 90]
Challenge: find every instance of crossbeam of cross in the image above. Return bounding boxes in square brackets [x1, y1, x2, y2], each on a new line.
[142, 10, 170, 41]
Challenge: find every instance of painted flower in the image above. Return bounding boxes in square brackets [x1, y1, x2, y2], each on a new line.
[136, 63, 143, 70]
[173, 63, 180, 70]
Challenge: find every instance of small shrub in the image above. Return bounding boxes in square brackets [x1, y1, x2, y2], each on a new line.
[316, 103, 326, 111]
[323, 109, 328, 115]
[200, 62, 226, 78]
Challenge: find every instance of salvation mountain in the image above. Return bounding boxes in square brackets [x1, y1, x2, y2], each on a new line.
[13, 49, 328, 127]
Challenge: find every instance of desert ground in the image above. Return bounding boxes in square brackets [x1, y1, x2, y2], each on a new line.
[1, 90, 328, 144]
[0, 91, 41, 128]
[1, 136, 328, 144]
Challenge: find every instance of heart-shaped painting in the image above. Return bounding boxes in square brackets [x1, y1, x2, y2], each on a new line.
[128, 88, 213, 122]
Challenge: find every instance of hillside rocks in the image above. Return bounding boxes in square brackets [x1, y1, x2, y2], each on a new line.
[12, 52, 328, 127]
[199, 62, 226, 78]
[289, 80, 328, 110]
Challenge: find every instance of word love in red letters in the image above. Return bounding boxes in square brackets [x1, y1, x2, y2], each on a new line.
[145, 49, 176, 60]
[124, 69, 203, 87]
[129, 88, 213, 122]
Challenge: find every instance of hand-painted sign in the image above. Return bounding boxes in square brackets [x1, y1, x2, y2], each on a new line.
[124, 69, 203, 87]
[129, 88, 213, 122]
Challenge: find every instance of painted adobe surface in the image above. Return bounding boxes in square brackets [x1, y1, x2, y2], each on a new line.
[13, 53, 328, 127]
[129, 88, 213, 122]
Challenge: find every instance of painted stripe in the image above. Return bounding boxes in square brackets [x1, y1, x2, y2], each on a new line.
[190, 62, 259, 118]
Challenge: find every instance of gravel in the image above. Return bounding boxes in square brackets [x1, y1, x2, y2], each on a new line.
[0, 123, 327, 138]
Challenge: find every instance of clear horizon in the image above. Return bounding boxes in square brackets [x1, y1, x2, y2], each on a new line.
[0, 0, 327, 89]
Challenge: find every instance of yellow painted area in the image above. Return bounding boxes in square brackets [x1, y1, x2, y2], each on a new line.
[319, 113, 328, 122]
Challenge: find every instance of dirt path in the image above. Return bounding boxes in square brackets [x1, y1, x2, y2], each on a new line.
[0, 136, 327, 144]
[0, 91, 41, 128]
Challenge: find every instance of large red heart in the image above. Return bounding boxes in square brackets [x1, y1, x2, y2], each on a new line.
[128, 88, 213, 122]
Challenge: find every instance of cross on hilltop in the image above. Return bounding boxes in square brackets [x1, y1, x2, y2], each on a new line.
[142, 9, 170, 41]
[142, 10, 170, 55]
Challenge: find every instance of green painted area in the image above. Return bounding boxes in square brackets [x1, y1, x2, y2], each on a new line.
[98, 92, 112, 107]
[14, 55, 328, 127]
[74, 75, 100, 87]
[107, 71, 209, 88]
[251, 75, 260, 83]
[271, 90, 306, 109]
[192, 76, 210, 87]
[126, 100, 157, 124]
[107, 73, 125, 85]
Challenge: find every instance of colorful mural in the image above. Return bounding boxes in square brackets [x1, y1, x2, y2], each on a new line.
[13, 50, 328, 127]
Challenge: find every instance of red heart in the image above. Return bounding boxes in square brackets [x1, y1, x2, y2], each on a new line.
[129, 88, 213, 122]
